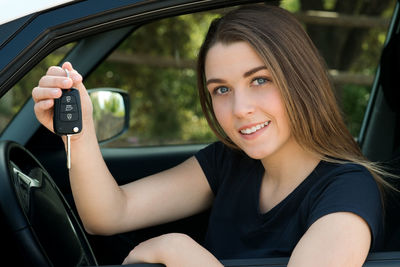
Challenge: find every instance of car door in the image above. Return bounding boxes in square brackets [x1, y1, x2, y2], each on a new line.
[1, 0, 400, 266]
[0, 0, 262, 265]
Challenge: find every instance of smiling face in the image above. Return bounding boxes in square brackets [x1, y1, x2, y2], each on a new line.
[205, 41, 299, 160]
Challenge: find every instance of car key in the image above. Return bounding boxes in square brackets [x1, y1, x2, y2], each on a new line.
[53, 69, 82, 169]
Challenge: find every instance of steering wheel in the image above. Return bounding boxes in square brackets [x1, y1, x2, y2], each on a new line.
[0, 141, 97, 266]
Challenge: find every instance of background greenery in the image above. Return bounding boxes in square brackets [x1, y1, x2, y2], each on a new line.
[2, 0, 396, 147]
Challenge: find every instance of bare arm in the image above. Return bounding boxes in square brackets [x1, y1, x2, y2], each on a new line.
[123, 233, 223, 266]
[288, 212, 371, 267]
[33, 63, 214, 235]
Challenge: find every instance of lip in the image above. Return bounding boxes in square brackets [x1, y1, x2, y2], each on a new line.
[238, 121, 270, 132]
[239, 121, 271, 141]
[237, 121, 271, 139]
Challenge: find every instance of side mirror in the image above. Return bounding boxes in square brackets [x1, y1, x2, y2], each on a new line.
[88, 88, 130, 143]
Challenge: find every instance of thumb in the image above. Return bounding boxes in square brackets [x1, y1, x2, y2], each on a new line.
[62, 61, 73, 72]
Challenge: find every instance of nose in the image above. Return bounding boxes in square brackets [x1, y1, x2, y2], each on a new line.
[232, 89, 255, 118]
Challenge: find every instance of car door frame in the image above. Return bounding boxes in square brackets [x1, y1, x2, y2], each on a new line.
[1, 0, 400, 266]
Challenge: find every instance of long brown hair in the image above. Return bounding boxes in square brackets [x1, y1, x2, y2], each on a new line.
[197, 4, 394, 193]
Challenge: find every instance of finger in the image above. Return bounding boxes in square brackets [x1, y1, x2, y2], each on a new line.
[34, 98, 54, 111]
[46, 64, 81, 83]
[122, 249, 141, 265]
[62, 62, 83, 86]
[38, 75, 73, 89]
[122, 256, 140, 265]
[46, 66, 68, 77]
[69, 69, 83, 85]
[34, 99, 55, 133]
[32, 87, 62, 102]
[62, 61, 73, 71]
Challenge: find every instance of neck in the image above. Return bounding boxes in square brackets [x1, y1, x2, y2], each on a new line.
[260, 138, 321, 186]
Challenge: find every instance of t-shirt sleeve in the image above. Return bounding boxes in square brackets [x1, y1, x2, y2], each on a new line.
[307, 164, 383, 250]
[194, 141, 230, 195]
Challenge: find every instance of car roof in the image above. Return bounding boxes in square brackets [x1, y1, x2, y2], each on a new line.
[0, 0, 74, 25]
[0, 0, 149, 94]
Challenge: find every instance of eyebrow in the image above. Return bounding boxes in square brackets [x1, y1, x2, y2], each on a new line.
[206, 78, 226, 86]
[206, 65, 268, 86]
[243, 66, 268, 78]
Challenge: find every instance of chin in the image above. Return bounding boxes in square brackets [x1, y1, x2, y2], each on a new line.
[241, 147, 271, 160]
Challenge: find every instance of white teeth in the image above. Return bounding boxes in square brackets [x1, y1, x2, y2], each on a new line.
[240, 121, 270, 135]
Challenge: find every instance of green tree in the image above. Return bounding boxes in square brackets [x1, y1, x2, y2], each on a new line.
[85, 12, 219, 145]
[297, 0, 396, 135]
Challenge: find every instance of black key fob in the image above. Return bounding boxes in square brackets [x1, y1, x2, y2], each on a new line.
[53, 88, 82, 135]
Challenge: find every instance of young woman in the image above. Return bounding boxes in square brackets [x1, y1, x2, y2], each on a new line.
[32, 4, 386, 267]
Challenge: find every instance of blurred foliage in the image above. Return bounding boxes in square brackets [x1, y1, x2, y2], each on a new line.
[341, 84, 370, 135]
[0, 43, 76, 131]
[281, 0, 301, 12]
[85, 12, 220, 146]
[294, 0, 396, 138]
[0, 0, 397, 146]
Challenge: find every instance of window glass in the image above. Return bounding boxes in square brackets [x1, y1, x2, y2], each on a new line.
[85, 1, 396, 147]
[85, 10, 223, 147]
[281, 0, 396, 135]
[0, 43, 76, 133]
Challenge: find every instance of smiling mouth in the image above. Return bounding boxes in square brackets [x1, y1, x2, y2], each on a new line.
[240, 121, 270, 135]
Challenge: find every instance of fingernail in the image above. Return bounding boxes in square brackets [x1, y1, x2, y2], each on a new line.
[52, 89, 60, 96]
[62, 79, 70, 87]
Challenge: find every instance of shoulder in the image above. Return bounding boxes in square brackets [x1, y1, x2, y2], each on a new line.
[317, 160, 372, 177]
[195, 141, 244, 160]
[194, 141, 258, 194]
[310, 161, 381, 205]
[307, 161, 384, 250]
[306, 161, 382, 220]
[195, 141, 252, 169]
[313, 161, 378, 192]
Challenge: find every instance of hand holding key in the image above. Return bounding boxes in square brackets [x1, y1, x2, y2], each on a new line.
[53, 71, 82, 136]
[33, 62, 93, 169]
[53, 69, 82, 169]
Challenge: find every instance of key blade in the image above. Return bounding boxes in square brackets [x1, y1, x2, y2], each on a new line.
[67, 135, 71, 169]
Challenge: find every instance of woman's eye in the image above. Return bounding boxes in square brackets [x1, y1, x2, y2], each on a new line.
[214, 86, 230, 95]
[252, 77, 268, 86]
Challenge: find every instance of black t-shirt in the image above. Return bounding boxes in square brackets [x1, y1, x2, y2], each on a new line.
[195, 142, 384, 260]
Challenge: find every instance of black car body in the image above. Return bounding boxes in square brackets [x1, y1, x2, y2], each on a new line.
[1, 0, 400, 266]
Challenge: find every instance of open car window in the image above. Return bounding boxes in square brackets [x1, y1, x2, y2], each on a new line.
[0, 2, 395, 148]
[84, 10, 223, 147]
[0, 43, 76, 134]
[81, 1, 397, 148]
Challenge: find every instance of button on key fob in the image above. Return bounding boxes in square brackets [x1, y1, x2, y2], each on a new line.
[53, 88, 82, 169]
[54, 88, 82, 135]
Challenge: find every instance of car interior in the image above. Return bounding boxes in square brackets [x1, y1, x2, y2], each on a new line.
[1, 0, 400, 266]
